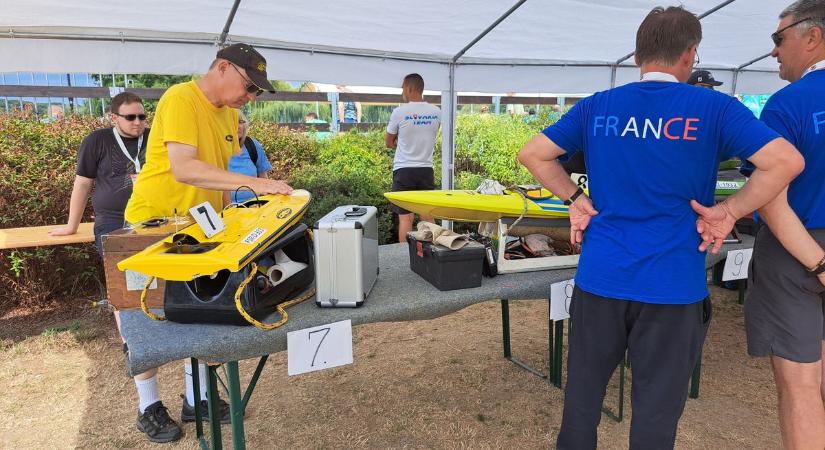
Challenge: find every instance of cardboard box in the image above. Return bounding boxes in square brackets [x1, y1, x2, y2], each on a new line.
[102, 220, 190, 310]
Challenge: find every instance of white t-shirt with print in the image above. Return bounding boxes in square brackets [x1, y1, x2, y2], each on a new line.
[386, 102, 441, 171]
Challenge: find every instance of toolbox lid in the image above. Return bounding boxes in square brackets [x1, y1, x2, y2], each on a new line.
[427, 240, 486, 262]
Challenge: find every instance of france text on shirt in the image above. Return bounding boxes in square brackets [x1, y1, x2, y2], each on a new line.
[593, 116, 699, 141]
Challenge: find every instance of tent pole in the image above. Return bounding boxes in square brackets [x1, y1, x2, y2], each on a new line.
[218, 0, 242, 45]
[731, 52, 772, 94]
[440, 63, 457, 229]
[441, 0, 528, 226]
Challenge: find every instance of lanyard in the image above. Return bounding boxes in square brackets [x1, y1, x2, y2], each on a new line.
[802, 59, 825, 78]
[113, 127, 143, 173]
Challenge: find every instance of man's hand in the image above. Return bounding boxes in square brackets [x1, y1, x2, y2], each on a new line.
[252, 178, 293, 195]
[818, 273, 825, 288]
[49, 225, 78, 237]
[569, 195, 598, 245]
[691, 199, 738, 254]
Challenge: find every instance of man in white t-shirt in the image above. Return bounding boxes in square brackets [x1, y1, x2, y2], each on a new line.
[385, 73, 441, 242]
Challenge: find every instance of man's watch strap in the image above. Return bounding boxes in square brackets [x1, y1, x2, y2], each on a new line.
[564, 187, 585, 206]
[809, 254, 825, 276]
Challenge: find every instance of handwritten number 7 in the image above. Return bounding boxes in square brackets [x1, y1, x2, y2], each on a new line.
[309, 327, 331, 367]
[196, 205, 216, 231]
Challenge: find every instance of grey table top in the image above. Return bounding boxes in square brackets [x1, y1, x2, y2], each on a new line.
[120, 236, 753, 375]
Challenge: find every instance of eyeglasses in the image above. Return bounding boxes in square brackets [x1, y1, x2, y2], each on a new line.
[694, 49, 700, 66]
[771, 17, 823, 46]
[229, 63, 264, 97]
[115, 113, 147, 121]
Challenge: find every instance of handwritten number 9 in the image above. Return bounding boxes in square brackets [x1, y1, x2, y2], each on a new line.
[564, 282, 574, 314]
[732, 252, 745, 276]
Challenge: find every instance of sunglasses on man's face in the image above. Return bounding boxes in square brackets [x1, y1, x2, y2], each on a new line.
[115, 113, 147, 121]
[229, 63, 264, 97]
[771, 17, 823, 47]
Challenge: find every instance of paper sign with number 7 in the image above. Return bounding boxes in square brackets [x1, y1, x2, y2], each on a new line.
[287, 319, 353, 376]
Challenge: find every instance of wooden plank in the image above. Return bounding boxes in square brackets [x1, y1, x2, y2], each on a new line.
[0, 223, 95, 250]
[0, 86, 166, 99]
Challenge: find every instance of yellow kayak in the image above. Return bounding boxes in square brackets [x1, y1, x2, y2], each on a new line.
[118, 190, 311, 281]
[384, 187, 570, 222]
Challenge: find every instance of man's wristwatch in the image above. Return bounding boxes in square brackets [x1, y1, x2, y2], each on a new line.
[809, 254, 825, 276]
[564, 187, 585, 206]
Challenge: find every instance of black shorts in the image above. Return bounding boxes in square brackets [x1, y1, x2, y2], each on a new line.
[390, 167, 434, 214]
[745, 226, 825, 363]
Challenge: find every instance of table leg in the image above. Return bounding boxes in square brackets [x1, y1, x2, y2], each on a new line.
[689, 352, 702, 399]
[738, 279, 746, 304]
[191, 358, 205, 443]
[206, 364, 223, 450]
[500, 299, 551, 380]
[601, 354, 626, 423]
[552, 320, 564, 388]
[225, 361, 246, 450]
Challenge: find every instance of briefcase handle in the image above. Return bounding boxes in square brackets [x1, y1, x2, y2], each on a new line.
[344, 207, 368, 217]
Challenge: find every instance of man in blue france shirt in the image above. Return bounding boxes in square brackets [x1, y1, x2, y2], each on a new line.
[737, 1, 825, 447]
[518, 6, 804, 449]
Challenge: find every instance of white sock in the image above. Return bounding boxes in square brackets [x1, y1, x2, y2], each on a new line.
[135, 375, 160, 414]
[184, 363, 209, 406]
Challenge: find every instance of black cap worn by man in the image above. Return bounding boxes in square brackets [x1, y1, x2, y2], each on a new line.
[688, 69, 724, 89]
[216, 43, 277, 93]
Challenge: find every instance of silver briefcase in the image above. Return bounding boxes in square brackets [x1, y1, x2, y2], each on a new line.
[313, 205, 379, 307]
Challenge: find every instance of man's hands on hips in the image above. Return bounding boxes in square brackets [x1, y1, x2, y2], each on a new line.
[691, 199, 738, 254]
[569, 195, 598, 245]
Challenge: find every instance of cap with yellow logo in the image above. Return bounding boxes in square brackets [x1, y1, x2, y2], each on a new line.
[216, 43, 276, 93]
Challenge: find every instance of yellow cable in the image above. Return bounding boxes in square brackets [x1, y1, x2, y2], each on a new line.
[234, 262, 315, 330]
[139, 275, 166, 321]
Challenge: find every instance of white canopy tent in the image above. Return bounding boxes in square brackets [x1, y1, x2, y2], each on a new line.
[0, 0, 791, 188]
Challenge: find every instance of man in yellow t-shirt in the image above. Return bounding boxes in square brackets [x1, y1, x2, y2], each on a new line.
[123, 43, 292, 443]
[125, 43, 292, 224]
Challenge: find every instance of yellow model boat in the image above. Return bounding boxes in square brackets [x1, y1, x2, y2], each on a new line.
[118, 190, 311, 281]
[384, 187, 570, 222]
[385, 178, 745, 222]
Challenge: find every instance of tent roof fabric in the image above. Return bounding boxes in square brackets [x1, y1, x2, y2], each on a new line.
[0, 0, 789, 93]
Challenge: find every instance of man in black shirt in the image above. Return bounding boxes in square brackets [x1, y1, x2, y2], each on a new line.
[50, 92, 149, 252]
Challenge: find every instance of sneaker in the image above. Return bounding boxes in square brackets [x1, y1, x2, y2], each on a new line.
[136, 401, 183, 443]
[180, 395, 232, 424]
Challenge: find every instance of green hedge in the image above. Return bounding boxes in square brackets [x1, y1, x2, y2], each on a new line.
[0, 115, 102, 308]
[0, 113, 554, 309]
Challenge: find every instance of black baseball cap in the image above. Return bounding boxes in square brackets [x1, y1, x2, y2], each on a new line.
[216, 43, 276, 93]
[687, 70, 723, 87]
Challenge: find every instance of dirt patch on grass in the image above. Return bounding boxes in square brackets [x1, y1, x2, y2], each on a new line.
[0, 286, 780, 449]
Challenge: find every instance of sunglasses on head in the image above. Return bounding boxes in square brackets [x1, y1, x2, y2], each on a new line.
[771, 17, 823, 46]
[115, 113, 147, 121]
[229, 63, 264, 97]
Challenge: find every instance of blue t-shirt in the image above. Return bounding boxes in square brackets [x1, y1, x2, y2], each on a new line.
[227, 138, 273, 203]
[543, 81, 779, 304]
[740, 70, 825, 228]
